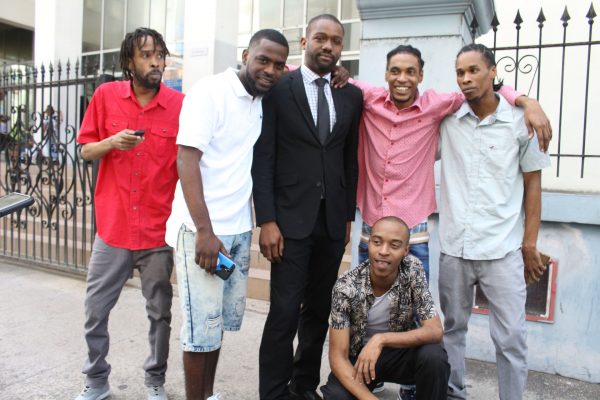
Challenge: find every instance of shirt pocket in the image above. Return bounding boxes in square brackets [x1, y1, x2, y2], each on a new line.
[147, 121, 178, 166]
[104, 117, 129, 161]
[479, 133, 519, 180]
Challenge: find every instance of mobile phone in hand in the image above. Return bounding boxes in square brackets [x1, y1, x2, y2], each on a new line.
[133, 130, 145, 137]
[215, 252, 236, 280]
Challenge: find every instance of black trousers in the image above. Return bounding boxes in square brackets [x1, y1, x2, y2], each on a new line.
[259, 202, 346, 400]
[320, 344, 450, 400]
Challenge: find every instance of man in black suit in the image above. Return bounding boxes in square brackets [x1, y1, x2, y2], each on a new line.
[252, 14, 363, 400]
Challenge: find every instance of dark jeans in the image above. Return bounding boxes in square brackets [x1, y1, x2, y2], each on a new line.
[320, 344, 449, 400]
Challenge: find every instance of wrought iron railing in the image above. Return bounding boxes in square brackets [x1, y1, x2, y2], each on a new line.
[474, 2, 599, 179]
[0, 59, 113, 271]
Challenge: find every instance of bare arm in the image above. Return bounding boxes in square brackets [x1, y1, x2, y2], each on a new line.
[329, 328, 378, 400]
[514, 96, 552, 152]
[522, 170, 545, 283]
[353, 316, 443, 384]
[177, 145, 226, 273]
[80, 129, 142, 161]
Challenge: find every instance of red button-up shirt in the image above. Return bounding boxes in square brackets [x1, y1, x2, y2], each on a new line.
[352, 80, 520, 228]
[78, 81, 184, 250]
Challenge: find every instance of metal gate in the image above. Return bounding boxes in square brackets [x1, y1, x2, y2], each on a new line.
[474, 2, 599, 181]
[0, 60, 111, 273]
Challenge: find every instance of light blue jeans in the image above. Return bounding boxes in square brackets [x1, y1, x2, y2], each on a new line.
[175, 224, 251, 352]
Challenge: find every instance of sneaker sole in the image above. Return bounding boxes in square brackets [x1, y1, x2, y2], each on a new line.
[97, 390, 111, 400]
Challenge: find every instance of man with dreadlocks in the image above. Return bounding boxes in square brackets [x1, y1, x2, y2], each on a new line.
[439, 43, 550, 400]
[75, 28, 183, 400]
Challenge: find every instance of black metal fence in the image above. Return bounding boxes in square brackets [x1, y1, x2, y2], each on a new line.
[474, 2, 599, 179]
[0, 60, 114, 272]
[1, 3, 597, 274]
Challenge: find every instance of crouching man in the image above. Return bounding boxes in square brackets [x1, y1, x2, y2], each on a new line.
[321, 216, 449, 400]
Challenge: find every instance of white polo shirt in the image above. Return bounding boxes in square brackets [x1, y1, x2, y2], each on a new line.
[165, 68, 263, 245]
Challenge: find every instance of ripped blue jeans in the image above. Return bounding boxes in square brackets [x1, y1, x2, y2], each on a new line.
[175, 224, 251, 352]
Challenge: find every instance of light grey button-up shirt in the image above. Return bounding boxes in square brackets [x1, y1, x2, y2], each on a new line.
[439, 95, 551, 260]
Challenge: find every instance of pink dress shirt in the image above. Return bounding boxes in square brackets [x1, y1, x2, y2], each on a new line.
[353, 79, 520, 228]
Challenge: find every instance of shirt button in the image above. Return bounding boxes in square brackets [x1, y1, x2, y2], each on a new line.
[133, 206, 137, 211]
[132, 189, 137, 192]
[136, 152, 141, 156]
[385, 179, 389, 182]
[387, 161, 390, 164]
[418, 119, 422, 123]
[393, 124, 397, 128]
[134, 172, 139, 176]
[384, 197, 387, 200]
[316, 181, 322, 187]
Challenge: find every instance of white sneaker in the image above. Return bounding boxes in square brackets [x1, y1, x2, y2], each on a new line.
[75, 383, 111, 400]
[207, 393, 222, 400]
[147, 385, 168, 400]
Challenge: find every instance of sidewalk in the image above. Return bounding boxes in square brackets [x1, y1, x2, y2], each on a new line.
[0, 261, 598, 400]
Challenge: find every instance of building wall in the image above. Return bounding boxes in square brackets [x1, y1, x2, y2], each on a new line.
[427, 204, 600, 383]
[0, 0, 35, 30]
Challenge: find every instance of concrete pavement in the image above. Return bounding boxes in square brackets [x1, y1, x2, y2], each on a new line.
[0, 261, 598, 400]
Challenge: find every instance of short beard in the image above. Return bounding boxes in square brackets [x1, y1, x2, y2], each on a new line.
[134, 72, 162, 89]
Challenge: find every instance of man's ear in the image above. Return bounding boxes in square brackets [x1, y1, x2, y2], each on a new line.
[242, 49, 249, 66]
[300, 37, 307, 50]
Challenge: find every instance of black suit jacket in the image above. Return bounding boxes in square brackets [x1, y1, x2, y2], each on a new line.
[252, 68, 363, 240]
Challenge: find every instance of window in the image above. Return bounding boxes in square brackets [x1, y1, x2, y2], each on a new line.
[284, 0, 304, 27]
[81, 0, 184, 84]
[240, 0, 361, 75]
[259, 0, 282, 29]
[103, 0, 126, 51]
[307, 0, 337, 20]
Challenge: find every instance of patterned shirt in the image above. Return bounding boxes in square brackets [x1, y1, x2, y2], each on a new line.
[329, 255, 436, 356]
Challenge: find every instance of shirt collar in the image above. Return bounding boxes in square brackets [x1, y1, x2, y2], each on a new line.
[227, 67, 257, 98]
[361, 259, 406, 295]
[384, 89, 423, 112]
[454, 93, 514, 123]
[301, 64, 332, 85]
[118, 80, 170, 108]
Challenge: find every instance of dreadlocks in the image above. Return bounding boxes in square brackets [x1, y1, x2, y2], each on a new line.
[120, 28, 169, 81]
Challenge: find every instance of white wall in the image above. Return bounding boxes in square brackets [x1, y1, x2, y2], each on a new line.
[0, 0, 35, 29]
[182, 0, 239, 91]
[34, 0, 83, 65]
